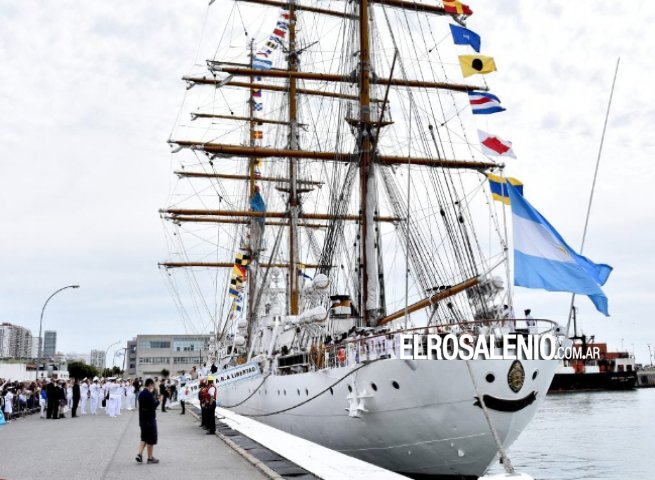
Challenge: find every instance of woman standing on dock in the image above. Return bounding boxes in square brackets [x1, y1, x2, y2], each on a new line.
[135, 378, 160, 464]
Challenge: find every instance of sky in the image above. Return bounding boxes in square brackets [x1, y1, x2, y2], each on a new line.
[1, 0, 653, 365]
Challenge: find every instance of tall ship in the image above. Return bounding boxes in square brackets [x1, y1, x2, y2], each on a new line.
[160, 1, 566, 478]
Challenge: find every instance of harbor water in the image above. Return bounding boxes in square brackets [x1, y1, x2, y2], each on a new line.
[486, 388, 654, 479]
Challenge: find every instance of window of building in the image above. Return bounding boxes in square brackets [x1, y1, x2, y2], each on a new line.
[138, 341, 171, 349]
[173, 357, 202, 364]
[173, 339, 205, 352]
[138, 357, 170, 364]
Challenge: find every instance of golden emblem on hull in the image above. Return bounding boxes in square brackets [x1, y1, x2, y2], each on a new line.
[508, 360, 525, 393]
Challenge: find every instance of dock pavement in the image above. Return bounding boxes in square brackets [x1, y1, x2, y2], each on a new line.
[0, 404, 267, 480]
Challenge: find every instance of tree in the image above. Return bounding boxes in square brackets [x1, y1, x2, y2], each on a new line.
[161, 368, 170, 378]
[68, 361, 99, 380]
[101, 366, 123, 378]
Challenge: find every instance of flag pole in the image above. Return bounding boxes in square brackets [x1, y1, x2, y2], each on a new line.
[565, 57, 620, 336]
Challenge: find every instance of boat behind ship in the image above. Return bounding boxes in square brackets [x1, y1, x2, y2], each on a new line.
[549, 336, 637, 393]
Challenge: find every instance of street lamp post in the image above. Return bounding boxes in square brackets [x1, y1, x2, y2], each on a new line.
[113, 347, 127, 374]
[104, 340, 121, 377]
[37, 285, 80, 380]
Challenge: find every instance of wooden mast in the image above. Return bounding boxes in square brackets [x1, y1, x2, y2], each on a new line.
[247, 38, 258, 351]
[288, 0, 300, 315]
[359, 0, 374, 326]
[248, 39, 257, 199]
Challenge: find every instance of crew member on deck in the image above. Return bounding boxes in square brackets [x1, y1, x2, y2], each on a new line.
[525, 309, 536, 333]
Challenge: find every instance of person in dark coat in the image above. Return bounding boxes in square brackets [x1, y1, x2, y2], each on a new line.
[46, 379, 58, 419]
[159, 381, 168, 412]
[132, 378, 141, 409]
[72, 379, 81, 417]
[135, 378, 160, 464]
[57, 381, 67, 418]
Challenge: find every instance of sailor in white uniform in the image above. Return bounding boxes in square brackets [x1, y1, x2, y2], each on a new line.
[125, 379, 135, 411]
[89, 379, 100, 415]
[66, 382, 73, 410]
[104, 378, 114, 417]
[80, 379, 89, 415]
[108, 379, 121, 417]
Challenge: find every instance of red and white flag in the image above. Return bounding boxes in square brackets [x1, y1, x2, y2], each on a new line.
[478, 130, 516, 158]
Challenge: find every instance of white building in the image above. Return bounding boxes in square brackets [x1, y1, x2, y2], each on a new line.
[130, 335, 210, 378]
[90, 349, 106, 369]
[0, 322, 36, 359]
[0, 325, 10, 358]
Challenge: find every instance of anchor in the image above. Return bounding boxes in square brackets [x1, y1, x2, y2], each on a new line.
[344, 376, 373, 418]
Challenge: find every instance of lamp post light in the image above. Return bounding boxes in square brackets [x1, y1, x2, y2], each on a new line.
[104, 340, 121, 377]
[113, 347, 127, 373]
[37, 285, 80, 380]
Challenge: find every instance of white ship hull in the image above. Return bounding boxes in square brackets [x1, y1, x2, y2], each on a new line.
[218, 357, 558, 478]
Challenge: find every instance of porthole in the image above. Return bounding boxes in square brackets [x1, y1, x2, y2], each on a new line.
[297, 388, 301, 396]
[371, 383, 378, 391]
[347, 385, 353, 393]
[486, 373, 495, 383]
[277, 389, 280, 396]
[283, 389, 287, 396]
[329, 387, 334, 395]
[532, 370, 539, 380]
[305, 388, 309, 396]
[392, 381, 400, 389]
[264, 389, 268, 395]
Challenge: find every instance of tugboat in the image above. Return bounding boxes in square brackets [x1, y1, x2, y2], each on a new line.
[549, 308, 636, 392]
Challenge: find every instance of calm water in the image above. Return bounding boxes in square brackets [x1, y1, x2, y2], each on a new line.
[486, 388, 655, 479]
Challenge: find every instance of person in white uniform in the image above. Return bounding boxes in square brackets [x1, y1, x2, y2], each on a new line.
[80, 380, 89, 415]
[3, 388, 14, 420]
[126, 379, 135, 411]
[90, 379, 100, 415]
[66, 381, 73, 410]
[120, 380, 127, 410]
[108, 379, 121, 417]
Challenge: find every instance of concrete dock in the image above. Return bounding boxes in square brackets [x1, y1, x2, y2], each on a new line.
[0, 406, 267, 480]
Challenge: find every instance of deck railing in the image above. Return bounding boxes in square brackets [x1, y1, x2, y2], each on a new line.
[306, 318, 560, 371]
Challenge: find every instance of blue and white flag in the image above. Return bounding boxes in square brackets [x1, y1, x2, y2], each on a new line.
[252, 57, 273, 70]
[449, 24, 481, 52]
[468, 91, 506, 115]
[507, 184, 612, 315]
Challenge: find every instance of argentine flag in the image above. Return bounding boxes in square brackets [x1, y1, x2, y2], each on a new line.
[507, 184, 612, 316]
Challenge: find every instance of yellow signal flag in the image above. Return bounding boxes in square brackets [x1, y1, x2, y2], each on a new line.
[459, 55, 497, 78]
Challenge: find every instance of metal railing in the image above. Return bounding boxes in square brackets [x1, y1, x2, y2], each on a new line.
[303, 318, 560, 371]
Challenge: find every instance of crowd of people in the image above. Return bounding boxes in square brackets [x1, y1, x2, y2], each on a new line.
[0, 372, 196, 422]
[2, 363, 223, 466]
